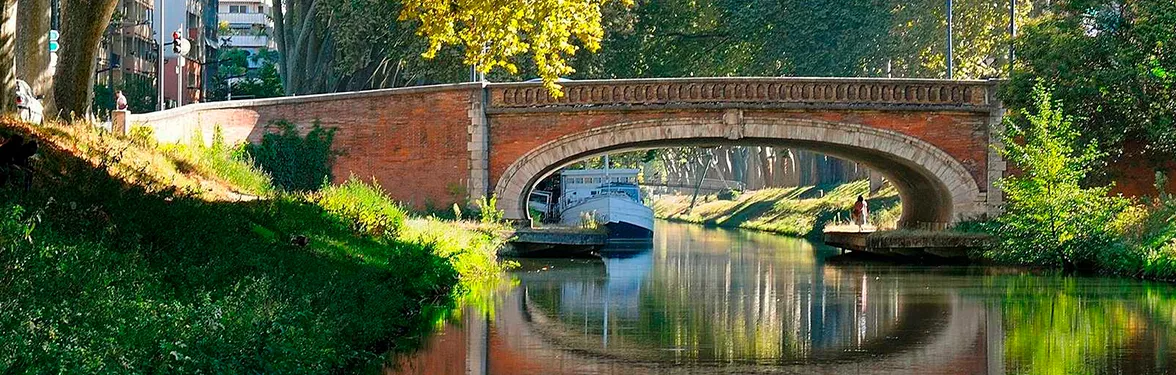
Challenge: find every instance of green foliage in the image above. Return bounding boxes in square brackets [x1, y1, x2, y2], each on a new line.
[246, 120, 337, 192]
[1102, 172, 1176, 279]
[400, 0, 633, 97]
[127, 125, 156, 147]
[91, 74, 158, 118]
[716, 188, 741, 201]
[313, 177, 408, 237]
[209, 47, 285, 101]
[474, 195, 504, 225]
[1004, 0, 1176, 161]
[988, 84, 1130, 270]
[571, 0, 1026, 80]
[0, 118, 505, 373]
[162, 126, 276, 196]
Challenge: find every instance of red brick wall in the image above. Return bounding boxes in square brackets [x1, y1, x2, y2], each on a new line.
[487, 109, 992, 191]
[132, 86, 478, 211]
[1107, 142, 1176, 199]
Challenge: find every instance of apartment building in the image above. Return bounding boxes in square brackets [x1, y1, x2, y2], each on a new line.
[217, 0, 274, 69]
[96, 0, 159, 97]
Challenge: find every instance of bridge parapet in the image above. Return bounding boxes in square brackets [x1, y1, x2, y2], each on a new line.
[488, 78, 999, 112]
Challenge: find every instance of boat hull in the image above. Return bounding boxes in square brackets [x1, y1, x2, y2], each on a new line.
[560, 195, 654, 242]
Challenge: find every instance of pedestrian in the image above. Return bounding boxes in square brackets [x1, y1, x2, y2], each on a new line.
[115, 90, 128, 111]
[852, 195, 868, 231]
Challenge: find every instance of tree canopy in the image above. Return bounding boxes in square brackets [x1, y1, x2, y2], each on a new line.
[400, 0, 634, 96]
[1004, 0, 1176, 162]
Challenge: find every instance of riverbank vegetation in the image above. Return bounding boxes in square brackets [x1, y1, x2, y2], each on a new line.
[0, 118, 507, 372]
[652, 180, 900, 238]
[978, 85, 1176, 280]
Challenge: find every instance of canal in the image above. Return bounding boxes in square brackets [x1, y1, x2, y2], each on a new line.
[389, 220, 1176, 374]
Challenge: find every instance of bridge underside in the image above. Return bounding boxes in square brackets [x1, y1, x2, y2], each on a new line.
[492, 116, 991, 229]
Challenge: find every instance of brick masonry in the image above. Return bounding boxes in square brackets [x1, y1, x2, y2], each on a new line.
[128, 84, 481, 210]
[123, 78, 1058, 223]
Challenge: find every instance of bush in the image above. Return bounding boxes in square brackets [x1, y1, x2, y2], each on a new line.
[474, 195, 504, 225]
[313, 176, 407, 237]
[716, 188, 741, 200]
[247, 120, 337, 192]
[0, 118, 506, 373]
[987, 83, 1130, 271]
[161, 126, 275, 196]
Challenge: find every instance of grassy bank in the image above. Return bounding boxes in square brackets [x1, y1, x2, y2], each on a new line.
[652, 180, 901, 238]
[0, 118, 507, 373]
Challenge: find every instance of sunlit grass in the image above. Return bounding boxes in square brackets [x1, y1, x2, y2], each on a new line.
[653, 179, 900, 237]
[0, 117, 507, 373]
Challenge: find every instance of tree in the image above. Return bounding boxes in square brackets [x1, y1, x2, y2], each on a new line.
[15, 0, 52, 101]
[1004, 0, 1176, 163]
[989, 83, 1129, 271]
[399, 0, 634, 97]
[0, 0, 14, 114]
[208, 47, 284, 101]
[53, 0, 120, 119]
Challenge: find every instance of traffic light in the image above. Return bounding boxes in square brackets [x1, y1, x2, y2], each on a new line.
[171, 31, 183, 54]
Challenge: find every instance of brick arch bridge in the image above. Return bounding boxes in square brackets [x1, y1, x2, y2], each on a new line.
[127, 77, 1006, 227]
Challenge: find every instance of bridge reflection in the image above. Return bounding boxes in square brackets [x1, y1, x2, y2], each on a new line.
[388, 221, 1176, 375]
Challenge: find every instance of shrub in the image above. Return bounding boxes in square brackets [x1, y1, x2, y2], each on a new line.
[716, 188, 741, 200]
[127, 125, 156, 147]
[247, 120, 337, 192]
[474, 195, 504, 225]
[313, 177, 407, 237]
[161, 126, 275, 196]
[987, 83, 1130, 271]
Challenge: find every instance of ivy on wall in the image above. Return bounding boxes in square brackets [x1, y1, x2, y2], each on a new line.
[246, 120, 338, 191]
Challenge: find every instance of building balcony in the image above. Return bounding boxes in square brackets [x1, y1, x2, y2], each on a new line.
[219, 12, 269, 26]
[221, 35, 270, 48]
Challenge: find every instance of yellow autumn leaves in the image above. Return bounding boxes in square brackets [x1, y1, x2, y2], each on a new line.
[400, 0, 633, 97]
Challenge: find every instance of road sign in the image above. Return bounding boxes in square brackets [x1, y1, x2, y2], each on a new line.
[176, 39, 191, 55]
[49, 30, 60, 52]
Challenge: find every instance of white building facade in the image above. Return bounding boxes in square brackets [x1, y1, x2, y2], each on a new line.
[217, 0, 274, 69]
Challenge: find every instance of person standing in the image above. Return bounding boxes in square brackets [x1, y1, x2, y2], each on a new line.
[115, 90, 128, 111]
[852, 195, 868, 231]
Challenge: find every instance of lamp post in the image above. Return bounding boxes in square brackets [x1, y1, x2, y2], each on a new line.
[946, 0, 954, 79]
[1009, 0, 1016, 74]
[157, 0, 164, 110]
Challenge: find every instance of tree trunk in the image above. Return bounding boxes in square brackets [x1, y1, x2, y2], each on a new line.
[53, 0, 119, 119]
[0, 0, 15, 114]
[16, 0, 52, 99]
[272, 0, 289, 90]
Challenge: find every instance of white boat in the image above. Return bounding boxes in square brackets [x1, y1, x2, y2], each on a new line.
[556, 168, 654, 242]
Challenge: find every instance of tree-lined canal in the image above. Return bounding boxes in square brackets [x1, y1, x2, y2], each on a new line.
[389, 221, 1176, 374]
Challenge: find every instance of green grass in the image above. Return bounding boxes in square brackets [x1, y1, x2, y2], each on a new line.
[0, 118, 507, 373]
[157, 126, 276, 197]
[653, 180, 901, 238]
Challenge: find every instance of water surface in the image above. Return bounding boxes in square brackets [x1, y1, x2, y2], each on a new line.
[389, 221, 1176, 374]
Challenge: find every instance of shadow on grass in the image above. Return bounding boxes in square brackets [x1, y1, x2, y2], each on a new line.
[0, 124, 464, 373]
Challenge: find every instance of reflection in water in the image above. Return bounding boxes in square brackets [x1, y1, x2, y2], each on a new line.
[388, 221, 1176, 375]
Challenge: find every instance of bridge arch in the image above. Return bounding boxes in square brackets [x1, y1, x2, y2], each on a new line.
[494, 115, 984, 228]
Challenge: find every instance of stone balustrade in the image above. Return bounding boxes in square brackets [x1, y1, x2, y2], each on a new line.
[488, 78, 997, 111]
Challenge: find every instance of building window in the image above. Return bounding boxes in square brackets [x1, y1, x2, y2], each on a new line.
[257, 5, 264, 13]
[229, 5, 247, 13]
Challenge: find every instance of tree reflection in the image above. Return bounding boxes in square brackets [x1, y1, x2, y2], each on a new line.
[995, 277, 1176, 374]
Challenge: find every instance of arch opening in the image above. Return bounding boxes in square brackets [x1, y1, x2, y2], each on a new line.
[494, 118, 983, 229]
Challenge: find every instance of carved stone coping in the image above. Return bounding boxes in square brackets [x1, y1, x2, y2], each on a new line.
[486, 77, 999, 113]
